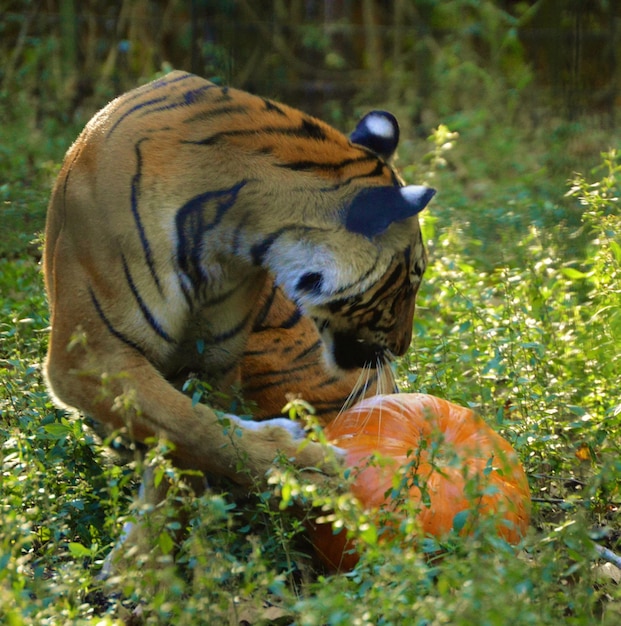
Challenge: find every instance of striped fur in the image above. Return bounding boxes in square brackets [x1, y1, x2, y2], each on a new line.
[43, 71, 434, 488]
[241, 277, 397, 424]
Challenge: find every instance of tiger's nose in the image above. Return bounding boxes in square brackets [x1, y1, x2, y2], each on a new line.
[390, 325, 414, 356]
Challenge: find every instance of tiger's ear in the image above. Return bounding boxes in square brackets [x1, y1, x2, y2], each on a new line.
[350, 111, 400, 160]
[344, 185, 436, 239]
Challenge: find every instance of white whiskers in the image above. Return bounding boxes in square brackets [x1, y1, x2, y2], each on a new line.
[332, 355, 396, 443]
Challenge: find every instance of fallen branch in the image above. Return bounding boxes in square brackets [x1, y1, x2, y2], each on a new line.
[594, 542, 621, 570]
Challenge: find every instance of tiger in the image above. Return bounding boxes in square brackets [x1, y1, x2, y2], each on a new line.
[43, 70, 435, 494]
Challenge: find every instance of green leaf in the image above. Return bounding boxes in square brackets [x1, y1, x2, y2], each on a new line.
[359, 523, 378, 546]
[452, 509, 470, 534]
[280, 482, 292, 508]
[42, 422, 72, 440]
[483, 456, 494, 476]
[153, 466, 166, 488]
[191, 390, 202, 406]
[561, 267, 588, 280]
[567, 405, 587, 417]
[158, 531, 174, 555]
[68, 542, 92, 558]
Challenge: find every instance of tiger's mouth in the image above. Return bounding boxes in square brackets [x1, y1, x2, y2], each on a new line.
[331, 331, 386, 370]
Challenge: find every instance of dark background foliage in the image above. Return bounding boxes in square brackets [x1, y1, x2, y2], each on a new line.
[2, 0, 620, 124]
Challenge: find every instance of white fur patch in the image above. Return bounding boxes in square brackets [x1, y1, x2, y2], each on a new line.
[227, 414, 307, 441]
[364, 113, 396, 139]
[268, 241, 339, 304]
[399, 185, 430, 205]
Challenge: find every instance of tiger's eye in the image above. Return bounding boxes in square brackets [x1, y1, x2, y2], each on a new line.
[296, 272, 324, 295]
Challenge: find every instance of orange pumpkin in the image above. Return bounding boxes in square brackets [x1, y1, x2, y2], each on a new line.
[309, 393, 531, 572]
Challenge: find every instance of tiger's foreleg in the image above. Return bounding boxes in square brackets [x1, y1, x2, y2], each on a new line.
[47, 345, 340, 579]
[46, 344, 338, 485]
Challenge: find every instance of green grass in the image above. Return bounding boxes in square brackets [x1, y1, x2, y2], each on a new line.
[1, 105, 620, 624]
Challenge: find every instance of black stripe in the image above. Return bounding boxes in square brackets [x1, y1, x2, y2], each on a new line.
[175, 181, 247, 292]
[182, 118, 331, 147]
[242, 361, 323, 391]
[141, 71, 196, 96]
[130, 139, 163, 295]
[259, 402, 356, 420]
[327, 262, 403, 317]
[326, 250, 381, 297]
[250, 293, 301, 331]
[107, 96, 168, 136]
[314, 162, 395, 192]
[364, 263, 405, 303]
[216, 86, 232, 101]
[184, 99, 286, 123]
[276, 154, 377, 173]
[293, 338, 323, 362]
[231, 212, 251, 256]
[121, 254, 175, 343]
[403, 245, 411, 271]
[262, 99, 287, 115]
[242, 340, 324, 394]
[251, 233, 278, 267]
[177, 270, 195, 310]
[183, 103, 249, 125]
[89, 287, 146, 356]
[211, 307, 256, 344]
[299, 118, 327, 140]
[251, 283, 279, 330]
[202, 279, 247, 307]
[313, 404, 346, 417]
[279, 307, 302, 330]
[140, 84, 219, 119]
[107, 73, 201, 136]
[242, 347, 272, 358]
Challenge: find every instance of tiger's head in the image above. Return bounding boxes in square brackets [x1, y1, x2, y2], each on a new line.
[253, 111, 435, 371]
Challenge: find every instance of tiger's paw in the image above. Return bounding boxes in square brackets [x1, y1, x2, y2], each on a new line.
[266, 437, 350, 509]
[230, 414, 308, 441]
[226, 414, 345, 484]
